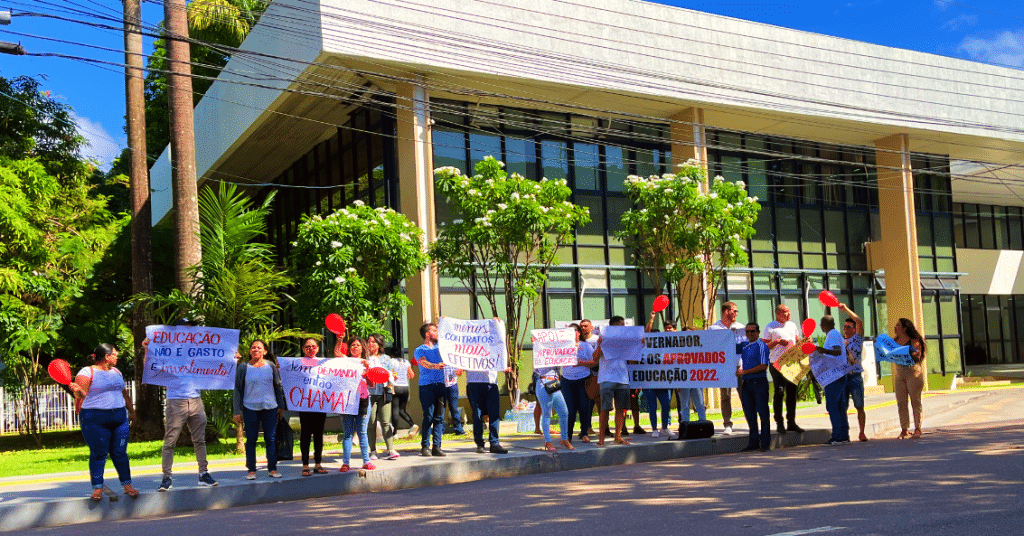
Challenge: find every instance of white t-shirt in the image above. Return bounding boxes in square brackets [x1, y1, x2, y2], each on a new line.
[77, 367, 125, 410]
[762, 320, 799, 364]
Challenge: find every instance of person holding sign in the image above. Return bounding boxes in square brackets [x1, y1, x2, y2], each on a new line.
[233, 340, 287, 479]
[562, 323, 594, 444]
[675, 326, 708, 427]
[739, 323, 772, 452]
[838, 304, 868, 442]
[68, 344, 139, 501]
[366, 334, 399, 461]
[710, 302, 745, 435]
[761, 304, 804, 435]
[593, 316, 633, 447]
[337, 338, 373, 471]
[416, 323, 449, 457]
[297, 338, 329, 476]
[892, 318, 927, 440]
[533, 346, 571, 452]
[142, 332, 219, 491]
[644, 310, 673, 438]
[811, 317, 850, 445]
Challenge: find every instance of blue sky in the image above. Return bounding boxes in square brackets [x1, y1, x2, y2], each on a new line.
[0, 0, 1021, 170]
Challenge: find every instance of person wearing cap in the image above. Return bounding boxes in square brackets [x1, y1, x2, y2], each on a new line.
[143, 319, 218, 492]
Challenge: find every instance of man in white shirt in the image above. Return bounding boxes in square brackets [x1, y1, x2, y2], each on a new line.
[709, 302, 744, 435]
[592, 316, 631, 446]
[761, 304, 804, 434]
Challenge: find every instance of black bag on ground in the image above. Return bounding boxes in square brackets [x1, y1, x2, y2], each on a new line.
[676, 420, 714, 440]
[275, 417, 294, 460]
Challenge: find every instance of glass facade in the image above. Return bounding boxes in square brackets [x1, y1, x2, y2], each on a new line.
[955, 203, 1024, 366]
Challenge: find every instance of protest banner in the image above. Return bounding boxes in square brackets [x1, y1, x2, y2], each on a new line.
[599, 325, 645, 362]
[142, 325, 238, 391]
[809, 340, 853, 387]
[774, 344, 812, 384]
[531, 328, 578, 368]
[554, 318, 635, 340]
[873, 334, 915, 366]
[626, 329, 737, 388]
[438, 317, 507, 371]
[278, 357, 363, 415]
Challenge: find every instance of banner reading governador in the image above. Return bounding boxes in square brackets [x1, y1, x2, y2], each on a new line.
[626, 329, 737, 389]
[142, 325, 238, 391]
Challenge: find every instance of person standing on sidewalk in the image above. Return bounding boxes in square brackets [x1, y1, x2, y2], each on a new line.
[143, 329, 219, 491]
[416, 323, 448, 456]
[812, 316, 849, 445]
[297, 338, 328, 476]
[892, 318, 927, 440]
[365, 333, 397, 461]
[466, 322, 509, 455]
[738, 323, 771, 452]
[838, 303, 868, 442]
[761, 304, 804, 435]
[710, 301, 745, 435]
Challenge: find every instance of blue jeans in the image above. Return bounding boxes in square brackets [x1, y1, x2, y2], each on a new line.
[242, 407, 278, 472]
[846, 373, 865, 410]
[535, 379, 568, 443]
[466, 382, 501, 447]
[444, 384, 464, 434]
[419, 382, 446, 449]
[79, 407, 132, 488]
[342, 411, 370, 465]
[740, 377, 771, 449]
[643, 388, 671, 430]
[677, 388, 707, 422]
[561, 376, 591, 438]
[824, 375, 850, 442]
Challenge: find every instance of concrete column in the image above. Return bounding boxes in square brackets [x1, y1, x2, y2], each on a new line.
[874, 134, 927, 388]
[670, 107, 711, 329]
[395, 80, 440, 352]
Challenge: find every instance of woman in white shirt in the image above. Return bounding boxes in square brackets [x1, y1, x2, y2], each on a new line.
[69, 343, 138, 501]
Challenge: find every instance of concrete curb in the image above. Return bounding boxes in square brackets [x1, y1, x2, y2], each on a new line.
[0, 429, 829, 532]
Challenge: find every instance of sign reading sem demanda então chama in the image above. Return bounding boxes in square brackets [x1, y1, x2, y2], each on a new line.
[627, 329, 737, 388]
[142, 325, 238, 391]
[438, 317, 508, 371]
[278, 357, 363, 415]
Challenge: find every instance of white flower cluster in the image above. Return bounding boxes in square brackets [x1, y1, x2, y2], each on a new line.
[435, 166, 463, 176]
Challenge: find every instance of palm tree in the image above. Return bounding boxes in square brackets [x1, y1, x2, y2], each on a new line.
[187, 0, 266, 48]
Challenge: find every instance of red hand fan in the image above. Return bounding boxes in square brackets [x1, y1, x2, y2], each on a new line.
[325, 313, 346, 336]
[802, 318, 816, 338]
[652, 295, 670, 312]
[47, 359, 73, 385]
[367, 367, 390, 384]
[801, 341, 817, 354]
[818, 290, 839, 308]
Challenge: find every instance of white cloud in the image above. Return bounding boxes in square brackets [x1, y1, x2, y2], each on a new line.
[960, 29, 1024, 67]
[71, 112, 125, 171]
[941, 14, 977, 31]
[933, 0, 949, 11]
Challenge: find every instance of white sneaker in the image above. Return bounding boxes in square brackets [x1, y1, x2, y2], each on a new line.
[724, 426, 733, 435]
[665, 428, 678, 439]
[651, 430, 660, 438]
[408, 424, 419, 437]
[369, 454, 378, 461]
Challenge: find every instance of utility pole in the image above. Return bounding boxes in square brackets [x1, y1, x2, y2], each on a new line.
[164, 0, 201, 292]
[123, 0, 161, 440]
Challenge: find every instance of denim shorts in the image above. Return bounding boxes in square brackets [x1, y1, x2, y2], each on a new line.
[599, 382, 630, 411]
[846, 372, 865, 409]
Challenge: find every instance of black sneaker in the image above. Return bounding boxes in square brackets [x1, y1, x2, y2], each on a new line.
[787, 424, 805, 433]
[827, 439, 844, 446]
[760, 445, 770, 452]
[158, 477, 172, 492]
[776, 424, 786, 435]
[490, 444, 509, 454]
[475, 446, 486, 453]
[198, 472, 218, 487]
[741, 445, 758, 452]
[420, 447, 432, 457]
[431, 447, 446, 457]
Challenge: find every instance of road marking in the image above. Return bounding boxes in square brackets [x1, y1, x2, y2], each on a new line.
[767, 527, 845, 536]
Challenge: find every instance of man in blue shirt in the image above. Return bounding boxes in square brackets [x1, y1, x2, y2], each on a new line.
[813, 316, 850, 445]
[415, 323, 448, 456]
[738, 323, 771, 452]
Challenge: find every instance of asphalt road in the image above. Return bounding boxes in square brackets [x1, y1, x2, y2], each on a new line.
[27, 391, 1024, 536]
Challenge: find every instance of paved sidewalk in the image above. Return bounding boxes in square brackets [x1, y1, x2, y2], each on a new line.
[0, 387, 1007, 532]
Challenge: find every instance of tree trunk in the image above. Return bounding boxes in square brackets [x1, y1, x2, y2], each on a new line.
[125, 0, 163, 441]
[164, 0, 202, 292]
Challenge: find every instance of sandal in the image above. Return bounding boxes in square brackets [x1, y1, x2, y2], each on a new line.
[301, 467, 312, 477]
[340, 464, 350, 473]
[859, 432, 868, 442]
[91, 488, 104, 502]
[560, 440, 575, 451]
[123, 484, 139, 498]
[580, 435, 590, 443]
[595, 441, 606, 448]
[614, 438, 632, 445]
[544, 442, 557, 452]
[313, 465, 328, 474]
[911, 429, 922, 439]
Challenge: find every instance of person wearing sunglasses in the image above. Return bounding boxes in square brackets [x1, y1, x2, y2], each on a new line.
[738, 323, 771, 452]
[298, 338, 329, 476]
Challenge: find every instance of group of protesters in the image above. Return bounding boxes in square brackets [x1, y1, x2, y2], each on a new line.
[69, 300, 928, 498]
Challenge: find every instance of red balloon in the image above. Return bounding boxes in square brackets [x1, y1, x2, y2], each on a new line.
[802, 318, 817, 338]
[367, 367, 390, 384]
[652, 295, 670, 312]
[801, 341, 818, 354]
[818, 290, 840, 308]
[47, 359, 72, 385]
[325, 313, 346, 336]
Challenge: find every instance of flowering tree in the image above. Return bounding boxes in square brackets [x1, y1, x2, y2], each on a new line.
[292, 201, 429, 339]
[616, 160, 761, 327]
[431, 156, 590, 403]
